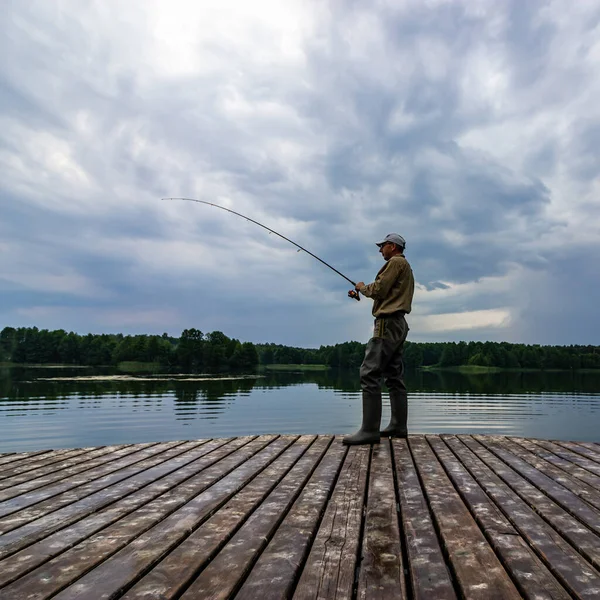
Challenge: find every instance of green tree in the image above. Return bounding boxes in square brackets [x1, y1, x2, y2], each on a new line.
[239, 342, 259, 369]
[58, 332, 80, 364]
[177, 329, 204, 370]
[505, 351, 520, 368]
[0, 327, 17, 361]
[87, 337, 112, 365]
[521, 347, 542, 369]
[403, 342, 423, 368]
[468, 352, 490, 366]
[113, 336, 136, 363]
[440, 344, 460, 367]
[260, 346, 274, 364]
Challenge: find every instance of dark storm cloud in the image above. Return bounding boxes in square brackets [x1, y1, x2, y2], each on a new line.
[511, 248, 600, 344]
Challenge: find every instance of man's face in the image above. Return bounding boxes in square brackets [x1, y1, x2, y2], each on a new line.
[379, 242, 395, 260]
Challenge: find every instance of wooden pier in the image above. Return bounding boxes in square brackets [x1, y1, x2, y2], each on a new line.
[0, 434, 599, 599]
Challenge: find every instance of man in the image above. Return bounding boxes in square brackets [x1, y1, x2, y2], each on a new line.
[343, 233, 415, 446]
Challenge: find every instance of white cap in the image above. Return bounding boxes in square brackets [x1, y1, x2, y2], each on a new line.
[376, 233, 406, 248]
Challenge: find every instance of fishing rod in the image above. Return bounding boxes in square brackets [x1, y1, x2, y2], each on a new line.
[163, 197, 361, 300]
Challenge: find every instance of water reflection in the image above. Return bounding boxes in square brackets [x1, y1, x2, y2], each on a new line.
[0, 365, 599, 451]
[411, 369, 600, 395]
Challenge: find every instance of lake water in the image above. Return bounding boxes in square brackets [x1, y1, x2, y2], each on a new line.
[1, 366, 599, 452]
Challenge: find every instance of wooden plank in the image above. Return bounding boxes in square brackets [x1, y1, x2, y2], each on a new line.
[579, 441, 600, 450]
[436, 436, 571, 600]
[0, 444, 134, 503]
[554, 440, 600, 466]
[475, 436, 600, 538]
[356, 440, 405, 600]
[49, 435, 299, 600]
[515, 438, 600, 484]
[234, 437, 346, 600]
[0, 437, 245, 587]
[491, 534, 573, 600]
[392, 439, 456, 600]
[457, 435, 600, 597]
[508, 438, 600, 509]
[0, 453, 25, 467]
[0, 456, 17, 469]
[0, 434, 597, 600]
[0, 448, 95, 483]
[0, 440, 206, 535]
[121, 436, 319, 600]
[409, 436, 520, 600]
[0, 435, 281, 600]
[292, 445, 370, 600]
[0, 443, 161, 519]
[0, 442, 184, 521]
[0, 450, 54, 471]
[427, 436, 514, 534]
[178, 436, 337, 600]
[571, 441, 600, 457]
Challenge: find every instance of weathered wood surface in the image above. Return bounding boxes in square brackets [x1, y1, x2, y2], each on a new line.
[0, 434, 599, 599]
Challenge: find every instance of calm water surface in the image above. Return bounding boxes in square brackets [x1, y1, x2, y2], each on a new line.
[1, 366, 599, 452]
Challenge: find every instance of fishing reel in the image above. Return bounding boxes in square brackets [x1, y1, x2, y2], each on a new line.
[348, 289, 361, 301]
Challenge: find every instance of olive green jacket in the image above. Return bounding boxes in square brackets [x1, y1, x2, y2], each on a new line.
[359, 254, 414, 318]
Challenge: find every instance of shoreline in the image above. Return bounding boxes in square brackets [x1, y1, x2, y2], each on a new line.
[3, 362, 600, 374]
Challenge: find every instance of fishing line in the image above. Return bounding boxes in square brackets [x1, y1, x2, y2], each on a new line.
[163, 197, 360, 299]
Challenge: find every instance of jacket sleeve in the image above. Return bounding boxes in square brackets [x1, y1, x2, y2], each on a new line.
[360, 259, 404, 299]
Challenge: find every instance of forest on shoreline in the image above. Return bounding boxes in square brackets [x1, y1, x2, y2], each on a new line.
[2, 326, 599, 372]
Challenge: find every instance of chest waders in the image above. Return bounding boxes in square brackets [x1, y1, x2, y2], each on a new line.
[343, 313, 409, 445]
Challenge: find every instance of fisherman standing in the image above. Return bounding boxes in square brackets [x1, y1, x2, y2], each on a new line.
[343, 234, 415, 445]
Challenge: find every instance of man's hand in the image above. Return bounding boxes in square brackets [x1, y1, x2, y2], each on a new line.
[355, 282, 365, 291]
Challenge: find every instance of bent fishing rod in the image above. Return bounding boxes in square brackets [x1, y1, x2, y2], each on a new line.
[163, 197, 361, 300]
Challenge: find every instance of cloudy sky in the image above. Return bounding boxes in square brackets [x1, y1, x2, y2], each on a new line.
[2, 0, 599, 347]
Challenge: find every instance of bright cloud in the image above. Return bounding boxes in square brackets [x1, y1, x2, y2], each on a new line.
[413, 309, 512, 334]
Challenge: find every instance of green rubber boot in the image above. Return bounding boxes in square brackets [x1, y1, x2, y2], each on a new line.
[380, 390, 407, 438]
[343, 392, 382, 445]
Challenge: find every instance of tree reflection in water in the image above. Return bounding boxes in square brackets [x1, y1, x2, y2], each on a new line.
[1, 365, 599, 452]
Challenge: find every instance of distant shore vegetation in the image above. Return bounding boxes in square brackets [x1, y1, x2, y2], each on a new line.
[1, 326, 599, 371]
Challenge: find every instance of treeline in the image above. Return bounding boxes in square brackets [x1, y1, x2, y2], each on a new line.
[0, 327, 258, 371]
[2, 327, 599, 371]
[414, 340, 600, 370]
[255, 341, 366, 368]
[257, 340, 600, 370]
